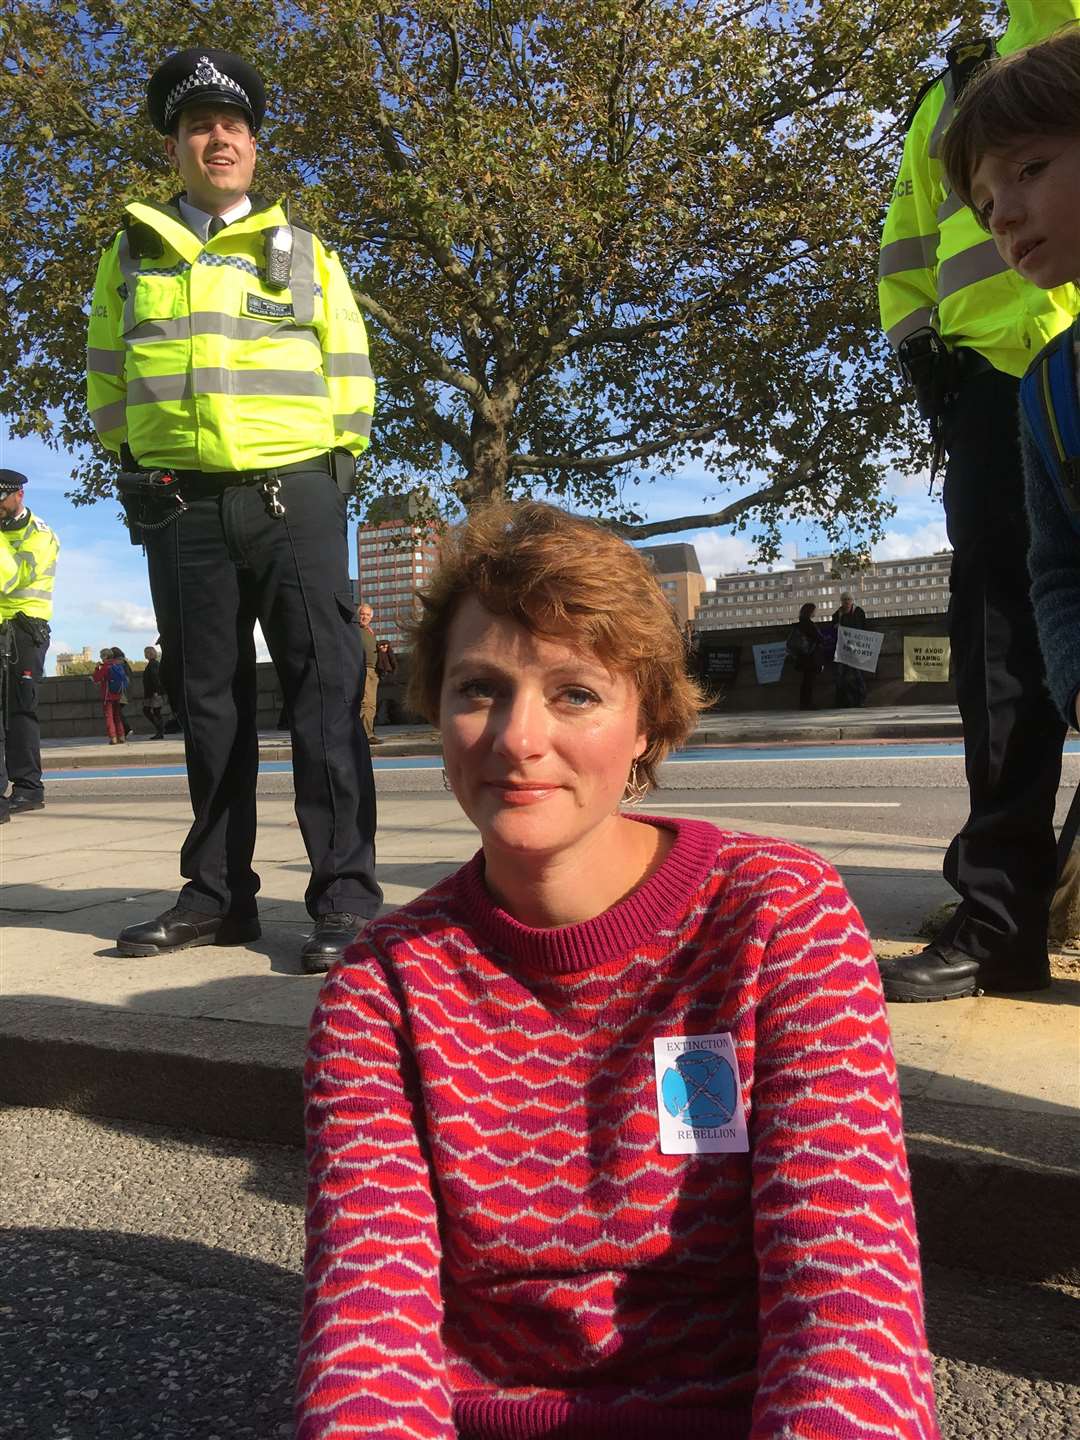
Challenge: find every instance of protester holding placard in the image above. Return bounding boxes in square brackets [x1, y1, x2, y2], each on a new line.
[832, 593, 868, 706]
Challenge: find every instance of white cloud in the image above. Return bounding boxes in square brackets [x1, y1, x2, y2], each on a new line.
[94, 598, 158, 632]
[690, 531, 756, 580]
[871, 520, 951, 561]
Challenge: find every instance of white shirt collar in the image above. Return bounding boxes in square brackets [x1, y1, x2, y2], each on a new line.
[179, 194, 252, 243]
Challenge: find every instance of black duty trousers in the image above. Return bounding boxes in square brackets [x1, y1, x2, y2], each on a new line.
[939, 367, 1066, 972]
[144, 468, 381, 921]
[3, 624, 48, 801]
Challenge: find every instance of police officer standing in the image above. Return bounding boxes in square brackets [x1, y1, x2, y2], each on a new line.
[877, 1, 1080, 1001]
[87, 48, 380, 971]
[0, 469, 58, 822]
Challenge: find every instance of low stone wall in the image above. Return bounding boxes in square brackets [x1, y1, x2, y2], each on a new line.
[696, 611, 955, 712]
[40, 657, 421, 738]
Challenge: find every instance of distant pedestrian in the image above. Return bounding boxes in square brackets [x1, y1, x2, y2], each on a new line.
[832, 592, 868, 707]
[142, 645, 166, 739]
[93, 648, 126, 744]
[373, 639, 400, 726]
[786, 602, 823, 710]
[110, 647, 135, 736]
[357, 604, 382, 744]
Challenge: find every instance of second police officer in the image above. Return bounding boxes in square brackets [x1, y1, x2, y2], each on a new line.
[87, 48, 381, 973]
[877, 1, 1080, 1002]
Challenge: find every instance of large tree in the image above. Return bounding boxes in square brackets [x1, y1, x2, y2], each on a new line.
[0, 0, 992, 552]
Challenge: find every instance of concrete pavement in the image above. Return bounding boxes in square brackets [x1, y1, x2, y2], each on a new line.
[1, 757, 1077, 1291]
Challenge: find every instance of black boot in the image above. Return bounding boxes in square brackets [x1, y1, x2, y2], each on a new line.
[878, 941, 1051, 1002]
[117, 905, 260, 957]
[301, 913, 367, 974]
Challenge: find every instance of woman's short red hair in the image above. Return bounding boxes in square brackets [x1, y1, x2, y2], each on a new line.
[407, 500, 705, 789]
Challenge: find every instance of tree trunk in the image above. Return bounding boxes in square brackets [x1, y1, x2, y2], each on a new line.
[464, 412, 512, 509]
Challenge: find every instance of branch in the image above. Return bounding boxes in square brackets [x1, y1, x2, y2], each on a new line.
[366, 104, 515, 352]
[605, 472, 819, 541]
[401, 375, 472, 464]
[545, 291, 733, 368]
[510, 421, 723, 475]
[353, 289, 492, 412]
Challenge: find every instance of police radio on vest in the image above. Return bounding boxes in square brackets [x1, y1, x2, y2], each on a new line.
[265, 225, 293, 290]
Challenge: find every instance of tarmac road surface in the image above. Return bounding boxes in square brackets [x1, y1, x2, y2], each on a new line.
[1, 1109, 1077, 1440]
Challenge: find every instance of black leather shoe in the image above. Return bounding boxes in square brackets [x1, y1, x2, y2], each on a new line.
[301, 913, 366, 974]
[9, 793, 44, 814]
[117, 905, 261, 957]
[0, 807, 10, 825]
[878, 942, 1051, 1002]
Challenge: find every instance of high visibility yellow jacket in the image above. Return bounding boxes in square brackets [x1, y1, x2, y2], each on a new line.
[0, 512, 59, 621]
[879, 0, 1080, 377]
[87, 196, 375, 470]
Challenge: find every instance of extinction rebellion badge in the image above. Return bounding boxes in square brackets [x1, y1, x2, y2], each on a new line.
[652, 1033, 748, 1155]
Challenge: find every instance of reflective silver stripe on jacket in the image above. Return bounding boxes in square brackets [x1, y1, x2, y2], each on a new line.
[927, 72, 955, 160]
[10, 586, 52, 601]
[878, 234, 938, 279]
[334, 410, 373, 438]
[117, 232, 141, 333]
[91, 400, 127, 435]
[124, 315, 322, 346]
[937, 190, 968, 224]
[87, 347, 126, 376]
[885, 307, 935, 350]
[126, 369, 331, 405]
[937, 239, 1009, 301]
[290, 229, 316, 325]
[323, 353, 375, 378]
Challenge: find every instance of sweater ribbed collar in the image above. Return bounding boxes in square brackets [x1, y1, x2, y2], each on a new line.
[456, 815, 721, 975]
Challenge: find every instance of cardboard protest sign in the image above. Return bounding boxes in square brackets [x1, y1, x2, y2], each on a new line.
[700, 644, 741, 681]
[904, 636, 951, 682]
[835, 625, 884, 675]
[752, 641, 787, 684]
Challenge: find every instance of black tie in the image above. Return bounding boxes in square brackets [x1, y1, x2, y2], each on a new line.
[208, 216, 226, 238]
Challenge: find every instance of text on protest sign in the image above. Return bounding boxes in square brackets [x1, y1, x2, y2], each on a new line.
[752, 642, 787, 685]
[835, 625, 884, 675]
[903, 636, 951, 683]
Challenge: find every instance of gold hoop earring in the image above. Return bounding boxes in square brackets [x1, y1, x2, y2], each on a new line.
[622, 759, 648, 807]
[441, 767, 453, 792]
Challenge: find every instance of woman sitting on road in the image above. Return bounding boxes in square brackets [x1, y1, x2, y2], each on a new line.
[297, 501, 938, 1440]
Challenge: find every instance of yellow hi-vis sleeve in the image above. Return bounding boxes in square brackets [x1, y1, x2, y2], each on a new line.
[316, 244, 376, 458]
[87, 235, 129, 455]
[878, 85, 943, 353]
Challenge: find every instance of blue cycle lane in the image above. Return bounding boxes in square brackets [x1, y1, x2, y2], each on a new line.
[44, 737, 1080, 784]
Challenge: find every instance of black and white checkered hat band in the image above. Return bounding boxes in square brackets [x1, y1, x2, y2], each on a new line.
[164, 55, 251, 126]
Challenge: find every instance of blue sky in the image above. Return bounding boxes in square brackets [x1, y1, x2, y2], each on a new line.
[3, 426, 945, 673]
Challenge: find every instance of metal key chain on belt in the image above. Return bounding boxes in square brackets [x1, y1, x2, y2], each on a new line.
[259, 473, 286, 518]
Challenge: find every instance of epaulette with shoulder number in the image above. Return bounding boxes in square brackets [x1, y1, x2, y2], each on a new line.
[1020, 323, 1080, 535]
[901, 34, 995, 133]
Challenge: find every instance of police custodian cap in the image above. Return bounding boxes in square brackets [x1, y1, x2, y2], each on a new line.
[147, 48, 265, 134]
[0, 469, 28, 496]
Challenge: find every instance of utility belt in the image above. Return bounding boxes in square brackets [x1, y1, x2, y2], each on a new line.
[897, 329, 996, 492]
[117, 448, 357, 543]
[0, 612, 48, 663]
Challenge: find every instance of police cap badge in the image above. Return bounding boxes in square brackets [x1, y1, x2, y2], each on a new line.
[147, 48, 265, 134]
[0, 469, 28, 496]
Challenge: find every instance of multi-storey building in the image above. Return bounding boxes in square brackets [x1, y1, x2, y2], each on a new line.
[638, 543, 706, 627]
[354, 496, 441, 650]
[694, 551, 952, 632]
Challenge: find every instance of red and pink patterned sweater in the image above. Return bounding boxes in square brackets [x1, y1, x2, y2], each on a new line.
[297, 816, 938, 1440]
